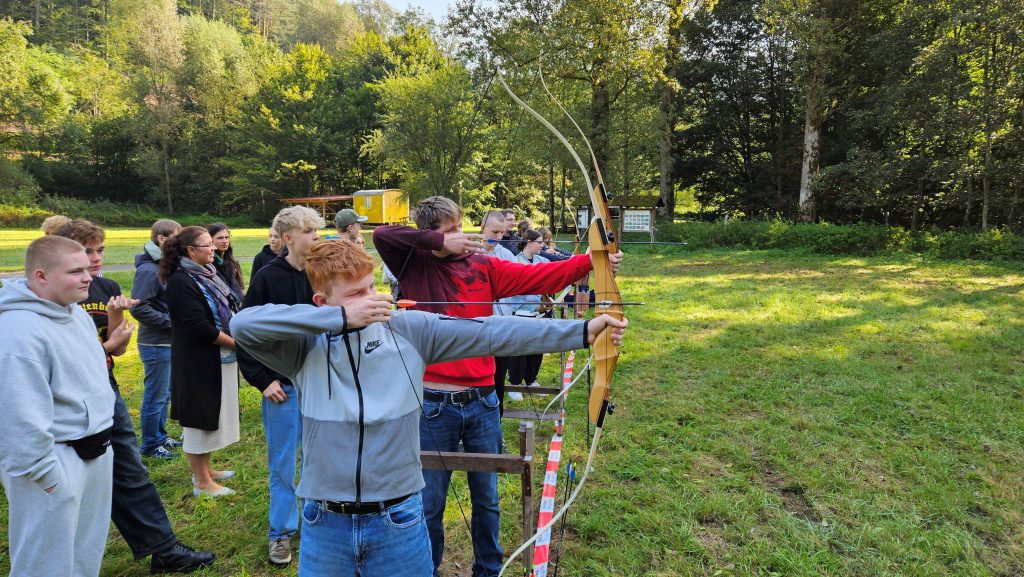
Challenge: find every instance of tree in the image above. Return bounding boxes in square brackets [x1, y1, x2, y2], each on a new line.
[366, 59, 484, 203]
[126, 0, 184, 212]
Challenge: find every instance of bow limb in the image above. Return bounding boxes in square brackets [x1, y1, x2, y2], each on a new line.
[538, 57, 606, 189]
[536, 59, 622, 419]
[586, 212, 622, 425]
[495, 69, 593, 195]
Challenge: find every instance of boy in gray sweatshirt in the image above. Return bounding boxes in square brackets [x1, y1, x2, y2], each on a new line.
[231, 240, 626, 577]
[0, 235, 116, 577]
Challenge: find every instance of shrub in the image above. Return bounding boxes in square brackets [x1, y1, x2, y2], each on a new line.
[0, 203, 52, 227]
[0, 158, 42, 206]
[648, 219, 1022, 262]
[0, 197, 261, 228]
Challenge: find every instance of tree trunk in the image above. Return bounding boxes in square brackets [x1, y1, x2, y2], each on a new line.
[548, 161, 556, 229]
[981, 25, 993, 230]
[658, 0, 684, 221]
[963, 176, 973, 227]
[591, 20, 611, 189]
[798, 89, 822, 222]
[1008, 188, 1019, 231]
[560, 162, 567, 233]
[163, 146, 173, 213]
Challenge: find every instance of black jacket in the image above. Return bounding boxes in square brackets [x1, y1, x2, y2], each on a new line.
[130, 250, 172, 345]
[166, 269, 225, 431]
[249, 244, 278, 287]
[237, 256, 314, 392]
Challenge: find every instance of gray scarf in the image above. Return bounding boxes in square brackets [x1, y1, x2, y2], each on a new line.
[179, 257, 240, 332]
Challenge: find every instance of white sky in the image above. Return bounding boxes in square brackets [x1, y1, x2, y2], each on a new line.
[389, 0, 454, 22]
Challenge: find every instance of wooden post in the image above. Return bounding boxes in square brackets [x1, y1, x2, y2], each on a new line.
[519, 421, 535, 575]
[419, 420, 537, 575]
[503, 385, 561, 422]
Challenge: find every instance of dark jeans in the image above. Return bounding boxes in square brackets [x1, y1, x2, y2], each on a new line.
[112, 385, 177, 559]
[420, 390, 503, 577]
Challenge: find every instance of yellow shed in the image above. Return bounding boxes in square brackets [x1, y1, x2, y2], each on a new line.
[352, 189, 408, 225]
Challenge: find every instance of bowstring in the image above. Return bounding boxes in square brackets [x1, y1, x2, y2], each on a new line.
[380, 68, 501, 549]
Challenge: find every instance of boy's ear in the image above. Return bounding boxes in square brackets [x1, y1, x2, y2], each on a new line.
[312, 292, 327, 307]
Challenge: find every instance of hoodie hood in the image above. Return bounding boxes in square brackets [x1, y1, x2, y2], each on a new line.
[267, 254, 303, 275]
[145, 240, 162, 261]
[0, 278, 77, 322]
[135, 245, 159, 267]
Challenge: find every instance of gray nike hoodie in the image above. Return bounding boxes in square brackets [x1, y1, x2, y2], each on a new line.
[0, 279, 115, 490]
[231, 304, 589, 503]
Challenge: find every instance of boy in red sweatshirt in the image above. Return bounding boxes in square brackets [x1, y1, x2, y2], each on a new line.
[373, 196, 621, 577]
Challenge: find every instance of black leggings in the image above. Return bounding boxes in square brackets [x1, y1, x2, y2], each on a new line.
[508, 354, 543, 386]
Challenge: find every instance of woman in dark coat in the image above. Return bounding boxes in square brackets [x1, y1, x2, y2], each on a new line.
[207, 222, 245, 300]
[161, 226, 242, 498]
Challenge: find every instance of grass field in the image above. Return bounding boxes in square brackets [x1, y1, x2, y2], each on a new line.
[1, 231, 1023, 576]
[0, 228, 276, 272]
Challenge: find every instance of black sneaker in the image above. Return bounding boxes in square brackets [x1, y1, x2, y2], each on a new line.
[150, 542, 215, 574]
[142, 446, 174, 461]
[163, 437, 184, 449]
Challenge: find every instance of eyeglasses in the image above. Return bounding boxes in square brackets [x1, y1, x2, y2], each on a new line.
[530, 239, 544, 244]
[190, 244, 214, 249]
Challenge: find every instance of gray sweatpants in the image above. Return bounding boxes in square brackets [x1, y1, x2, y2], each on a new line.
[1, 443, 113, 577]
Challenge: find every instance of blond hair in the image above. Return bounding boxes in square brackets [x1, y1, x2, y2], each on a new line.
[40, 215, 71, 235]
[273, 205, 326, 237]
[480, 210, 504, 228]
[305, 240, 376, 294]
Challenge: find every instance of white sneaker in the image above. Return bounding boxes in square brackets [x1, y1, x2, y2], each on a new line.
[269, 537, 292, 566]
[508, 391, 524, 401]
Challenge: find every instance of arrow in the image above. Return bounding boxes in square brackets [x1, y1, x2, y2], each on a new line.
[395, 299, 643, 308]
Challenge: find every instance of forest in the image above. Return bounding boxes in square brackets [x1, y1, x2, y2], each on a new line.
[1, 0, 1022, 230]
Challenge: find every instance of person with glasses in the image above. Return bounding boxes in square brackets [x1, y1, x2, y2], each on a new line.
[498, 208, 520, 254]
[230, 239, 628, 577]
[161, 226, 242, 498]
[479, 210, 522, 408]
[373, 197, 622, 577]
[536, 226, 571, 262]
[507, 229, 554, 391]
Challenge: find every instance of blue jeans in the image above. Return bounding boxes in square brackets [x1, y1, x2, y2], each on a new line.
[298, 493, 433, 577]
[263, 383, 302, 540]
[420, 390, 503, 577]
[138, 344, 172, 454]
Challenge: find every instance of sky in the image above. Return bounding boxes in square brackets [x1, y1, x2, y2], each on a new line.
[389, 0, 454, 22]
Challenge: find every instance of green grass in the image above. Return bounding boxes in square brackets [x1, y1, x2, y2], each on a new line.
[1, 237, 1023, 576]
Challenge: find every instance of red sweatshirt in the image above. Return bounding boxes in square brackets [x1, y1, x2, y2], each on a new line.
[374, 225, 592, 386]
